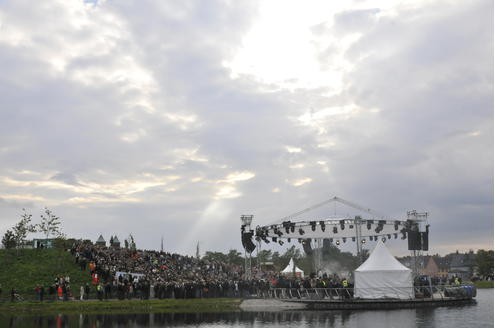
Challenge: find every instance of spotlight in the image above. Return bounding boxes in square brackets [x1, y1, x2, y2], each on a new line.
[394, 233, 398, 239]
[387, 234, 391, 239]
[333, 226, 338, 234]
[367, 220, 373, 230]
[369, 236, 373, 241]
[340, 220, 345, 230]
[342, 237, 346, 243]
[361, 239, 366, 244]
[336, 240, 340, 245]
[278, 240, 284, 246]
[287, 238, 291, 243]
[375, 221, 384, 233]
[352, 237, 356, 242]
[349, 224, 354, 229]
[394, 221, 400, 231]
[283, 221, 291, 234]
[272, 237, 277, 242]
[299, 228, 305, 235]
[320, 221, 326, 232]
[382, 237, 386, 242]
[374, 236, 378, 241]
[310, 221, 316, 231]
[290, 223, 296, 233]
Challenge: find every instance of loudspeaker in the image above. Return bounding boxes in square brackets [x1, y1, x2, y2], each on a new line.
[241, 231, 256, 253]
[421, 231, 429, 251]
[407, 231, 422, 250]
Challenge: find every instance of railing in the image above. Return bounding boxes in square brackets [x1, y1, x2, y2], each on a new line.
[267, 285, 476, 301]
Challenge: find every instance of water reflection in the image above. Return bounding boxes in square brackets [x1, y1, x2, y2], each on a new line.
[2, 311, 356, 328]
[2, 289, 491, 328]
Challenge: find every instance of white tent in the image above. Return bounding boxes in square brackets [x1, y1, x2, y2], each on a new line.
[281, 258, 305, 278]
[354, 240, 413, 299]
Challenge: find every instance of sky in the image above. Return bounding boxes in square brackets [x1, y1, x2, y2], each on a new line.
[0, 0, 492, 257]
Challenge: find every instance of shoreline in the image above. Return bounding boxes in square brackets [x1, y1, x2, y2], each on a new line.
[0, 298, 242, 316]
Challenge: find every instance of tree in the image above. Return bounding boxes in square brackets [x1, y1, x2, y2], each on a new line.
[38, 207, 63, 240]
[227, 249, 243, 265]
[476, 249, 494, 279]
[13, 209, 37, 249]
[2, 230, 16, 249]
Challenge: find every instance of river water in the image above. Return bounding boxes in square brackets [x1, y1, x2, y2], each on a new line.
[2, 289, 492, 328]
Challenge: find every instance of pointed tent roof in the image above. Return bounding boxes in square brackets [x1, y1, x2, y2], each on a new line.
[355, 240, 410, 272]
[281, 258, 304, 274]
[96, 235, 106, 243]
[112, 236, 120, 243]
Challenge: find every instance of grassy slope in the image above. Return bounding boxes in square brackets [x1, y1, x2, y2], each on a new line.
[473, 280, 494, 288]
[0, 248, 91, 300]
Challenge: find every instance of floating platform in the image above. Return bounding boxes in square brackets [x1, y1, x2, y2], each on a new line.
[284, 297, 476, 310]
[262, 286, 477, 311]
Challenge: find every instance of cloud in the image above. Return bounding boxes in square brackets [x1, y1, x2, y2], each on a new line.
[0, 0, 491, 256]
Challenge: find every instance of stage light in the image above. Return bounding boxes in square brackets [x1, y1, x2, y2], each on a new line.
[299, 228, 305, 235]
[382, 237, 386, 242]
[278, 240, 284, 246]
[287, 238, 291, 243]
[340, 220, 345, 230]
[394, 233, 398, 239]
[349, 224, 354, 229]
[367, 220, 373, 230]
[352, 237, 356, 242]
[343, 237, 346, 243]
[387, 234, 391, 239]
[283, 221, 291, 234]
[310, 221, 316, 231]
[333, 226, 338, 234]
[394, 221, 400, 231]
[336, 240, 340, 245]
[320, 221, 325, 232]
[361, 239, 366, 244]
[272, 237, 277, 242]
[369, 236, 373, 241]
[290, 223, 296, 233]
[375, 221, 384, 233]
[374, 236, 378, 241]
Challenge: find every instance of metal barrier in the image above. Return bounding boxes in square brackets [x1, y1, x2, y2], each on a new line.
[267, 285, 475, 301]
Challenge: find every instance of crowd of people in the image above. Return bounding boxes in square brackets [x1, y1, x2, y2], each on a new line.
[69, 241, 352, 301]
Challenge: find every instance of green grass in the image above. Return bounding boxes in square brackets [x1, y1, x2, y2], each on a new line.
[473, 280, 494, 288]
[0, 248, 91, 300]
[0, 298, 242, 315]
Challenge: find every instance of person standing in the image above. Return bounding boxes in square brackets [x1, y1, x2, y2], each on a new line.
[84, 283, 90, 300]
[80, 285, 84, 301]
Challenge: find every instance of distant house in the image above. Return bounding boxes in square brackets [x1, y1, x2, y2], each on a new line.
[448, 252, 477, 281]
[95, 235, 106, 247]
[421, 256, 448, 278]
[32, 238, 55, 249]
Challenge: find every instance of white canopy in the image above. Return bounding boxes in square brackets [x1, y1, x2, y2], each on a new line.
[354, 240, 413, 299]
[281, 258, 304, 278]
